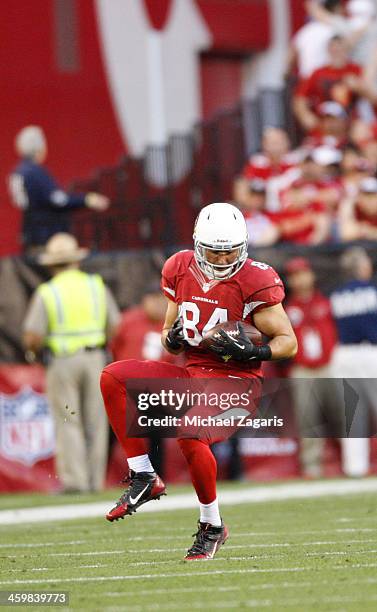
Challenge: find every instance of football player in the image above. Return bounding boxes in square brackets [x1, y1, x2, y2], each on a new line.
[100, 202, 297, 560]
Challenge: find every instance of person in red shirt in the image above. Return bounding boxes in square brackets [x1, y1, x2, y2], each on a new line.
[100, 202, 297, 560]
[285, 257, 338, 478]
[242, 127, 299, 181]
[339, 176, 377, 240]
[111, 282, 181, 364]
[340, 143, 374, 197]
[234, 177, 280, 246]
[294, 35, 362, 133]
[350, 119, 377, 170]
[302, 101, 350, 150]
[270, 147, 343, 244]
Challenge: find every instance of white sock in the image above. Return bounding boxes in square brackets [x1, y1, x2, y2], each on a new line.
[199, 498, 221, 526]
[128, 454, 155, 473]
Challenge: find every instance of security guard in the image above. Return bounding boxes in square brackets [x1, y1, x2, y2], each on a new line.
[23, 233, 120, 492]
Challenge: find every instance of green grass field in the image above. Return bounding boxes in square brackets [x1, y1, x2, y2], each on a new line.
[0, 482, 377, 611]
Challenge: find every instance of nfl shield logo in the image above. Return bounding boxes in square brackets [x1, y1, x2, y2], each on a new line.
[0, 387, 55, 466]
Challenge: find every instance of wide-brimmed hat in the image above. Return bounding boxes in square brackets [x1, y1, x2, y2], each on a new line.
[38, 233, 89, 265]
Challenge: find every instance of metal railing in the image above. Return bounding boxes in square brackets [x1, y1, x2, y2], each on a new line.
[70, 104, 251, 251]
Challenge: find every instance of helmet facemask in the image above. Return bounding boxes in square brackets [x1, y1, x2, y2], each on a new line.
[194, 240, 248, 280]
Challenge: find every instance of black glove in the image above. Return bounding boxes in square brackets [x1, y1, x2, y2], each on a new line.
[208, 322, 272, 362]
[165, 317, 186, 351]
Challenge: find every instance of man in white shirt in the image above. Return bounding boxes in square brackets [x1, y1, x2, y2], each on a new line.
[287, 0, 373, 80]
[288, 0, 344, 79]
[305, 0, 376, 66]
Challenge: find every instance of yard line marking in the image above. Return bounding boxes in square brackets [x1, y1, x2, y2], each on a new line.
[2, 537, 376, 560]
[1, 562, 377, 586]
[78, 564, 109, 569]
[306, 549, 377, 556]
[0, 528, 375, 548]
[100, 577, 377, 598]
[233, 594, 377, 609]
[0, 567, 312, 586]
[5, 538, 373, 559]
[0, 540, 87, 549]
[3, 546, 377, 571]
[1, 478, 377, 525]
[2, 526, 375, 542]
[4, 564, 111, 575]
[103, 586, 240, 597]
[100, 593, 377, 612]
[5, 569, 50, 574]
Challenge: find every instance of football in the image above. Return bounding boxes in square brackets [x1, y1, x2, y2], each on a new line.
[200, 320, 263, 350]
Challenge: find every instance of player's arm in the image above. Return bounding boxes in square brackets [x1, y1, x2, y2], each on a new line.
[208, 303, 297, 362]
[161, 299, 186, 354]
[253, 303, 298, 360]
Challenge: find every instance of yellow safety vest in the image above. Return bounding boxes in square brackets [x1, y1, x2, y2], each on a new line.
[38, 269, 107, 356]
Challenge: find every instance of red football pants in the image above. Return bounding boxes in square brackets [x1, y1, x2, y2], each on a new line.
[100, 359, 260, 504]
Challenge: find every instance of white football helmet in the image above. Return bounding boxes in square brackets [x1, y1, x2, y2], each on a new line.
[193, 202, 248, 280]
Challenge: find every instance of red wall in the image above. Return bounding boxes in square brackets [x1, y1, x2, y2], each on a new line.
[289, 0, 308, 34]
[201, 56, 244, 120]
[0, 0, 125, 256]
[0, 0, 272, 257]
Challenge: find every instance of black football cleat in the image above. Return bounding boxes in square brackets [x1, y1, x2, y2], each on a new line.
[184, 520, 229, 560]
[106, 471, 166, 522]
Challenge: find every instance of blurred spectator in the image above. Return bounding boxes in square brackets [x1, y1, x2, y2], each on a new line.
[340, 144, 374, 196]
[270, 147, 343, 244]
[349, 118, 377, 147]
[286, 0, 345, 80]
[331, 246, 377, 352]
[330, 246, 377, 475]
[22, 233, 120, 492]
[349, 119, 377, 167]
[303, 101, 349, 149]
[305, 0, 376, 66]
[234, 177, 280, 247]
[111, 282, 182, 363]
[293, 36, 362, 132]
[111, 282, 184, 476]
[8, 126, 109, 254]
[339, 176, 377, 240]
[242, 127, 299, 181]
[363, 43, 377, 105]
[285, 257, 338, 477]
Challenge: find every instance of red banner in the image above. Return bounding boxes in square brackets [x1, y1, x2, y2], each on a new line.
[0, 365, 58, 492]
[1, 364, 376, 492]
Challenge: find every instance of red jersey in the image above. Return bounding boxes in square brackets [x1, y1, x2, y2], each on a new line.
[302, 133, 347, 150]
[285, 291, 337, 368]
[355, 203, 377, 227]
[161, 250, 285, 378]
[295, 63, 361, 112]
[242, 152, 298, 181]
[270, 177, 342, 244]
[111, 306, 182, 364]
